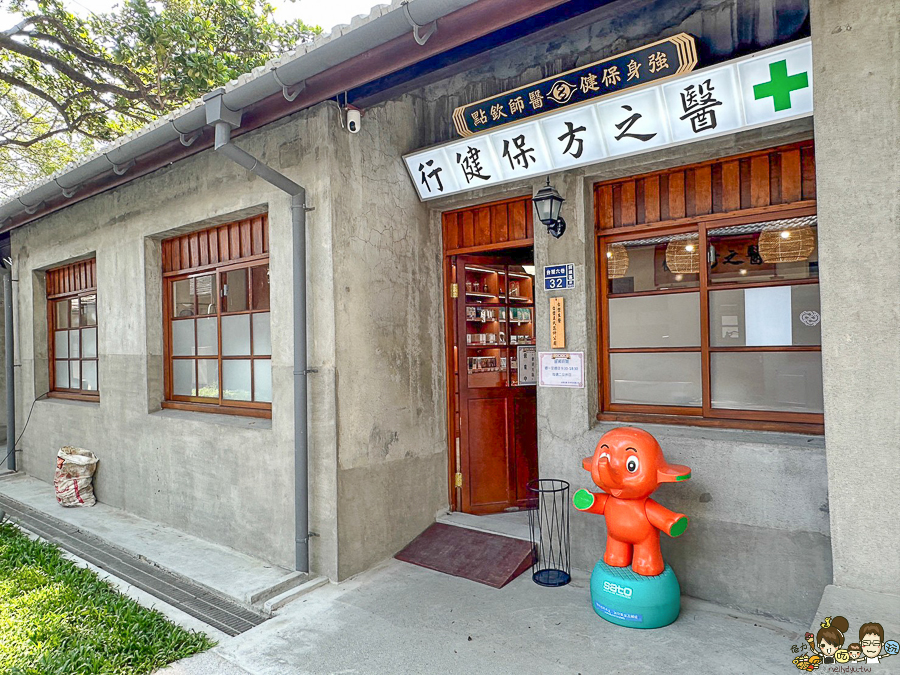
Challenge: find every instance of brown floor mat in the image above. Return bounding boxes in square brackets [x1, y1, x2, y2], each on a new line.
[395, 522, 533, 588]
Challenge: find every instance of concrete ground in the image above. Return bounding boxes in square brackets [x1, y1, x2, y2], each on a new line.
[159, 558, 848, 675]
[0, 474, 296, 605]
[436, 509, 532, 541]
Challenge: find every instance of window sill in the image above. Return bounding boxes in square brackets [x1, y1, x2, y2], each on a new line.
[596, 411, 824, 445]
[161, 400, 271, 420]
[44, 392, 100, 406]
[151, 407, 272, 430]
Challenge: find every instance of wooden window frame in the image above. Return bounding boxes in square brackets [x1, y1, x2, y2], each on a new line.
[596, 203, 824, 434]
[47, 261, 99, 402]
[162, 254, 272, 420]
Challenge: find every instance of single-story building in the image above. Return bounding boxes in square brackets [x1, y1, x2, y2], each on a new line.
[0, 0, 896, 627]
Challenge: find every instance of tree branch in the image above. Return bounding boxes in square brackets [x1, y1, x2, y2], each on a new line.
[21, 29, 149, 95]
[0, 110, 102, 148]
[0, 70, 73, 123]
[4, 14, 86, 47]
[0, 125, 70, 148]
[0, 33, 164, 109]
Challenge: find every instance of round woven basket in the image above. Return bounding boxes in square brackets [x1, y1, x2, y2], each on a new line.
[758, 227, 816, 263]
[665, 237, 700, 274]
[606, 244, 629, 278]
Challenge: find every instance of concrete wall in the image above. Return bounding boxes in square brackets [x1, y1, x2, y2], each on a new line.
[411, 3, 832, 623]
[810, 0, 900, 595]
[426, 124, 831, 624]
[10, 107, 340, 576]
[9, 0, 879, 620]
[325, 99, 449, 581]
[532, 127, 833, 624]
[9, 95, 452, 582]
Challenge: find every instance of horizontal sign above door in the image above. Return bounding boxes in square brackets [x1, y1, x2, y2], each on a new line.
[404, 39, 812, 202]
[452, 34, 697, 137]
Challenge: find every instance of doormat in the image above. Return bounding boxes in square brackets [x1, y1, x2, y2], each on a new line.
[395, 522, 533, 588]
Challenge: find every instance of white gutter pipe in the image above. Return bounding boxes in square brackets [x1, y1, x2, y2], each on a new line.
[204, 90, 311, 573]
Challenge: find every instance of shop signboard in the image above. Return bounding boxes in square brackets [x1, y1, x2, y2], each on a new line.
[451, 34, 698, 137]
[544, 263, 575, 290]
[404, 39, 813, 201]
[539, 351, 585, 388]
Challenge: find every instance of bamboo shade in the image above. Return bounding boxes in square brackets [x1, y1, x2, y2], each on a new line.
[665, 236, 701, 273]
[606, 244, 629, 278]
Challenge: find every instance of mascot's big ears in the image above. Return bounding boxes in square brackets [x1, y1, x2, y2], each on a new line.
[657, 462, 691, 483]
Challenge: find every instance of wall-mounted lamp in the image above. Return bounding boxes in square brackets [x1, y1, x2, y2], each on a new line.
[533, 178, 566, 239]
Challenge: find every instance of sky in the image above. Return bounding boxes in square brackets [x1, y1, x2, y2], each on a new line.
[0, 0, 380, 33]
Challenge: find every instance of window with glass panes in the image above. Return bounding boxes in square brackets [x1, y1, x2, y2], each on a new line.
[47, 259, 99, 398]
[161, 215, 271, 416]
[595, 143, 823, 433]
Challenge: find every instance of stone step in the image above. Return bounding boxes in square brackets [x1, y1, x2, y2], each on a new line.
[262, 576, 329, 613]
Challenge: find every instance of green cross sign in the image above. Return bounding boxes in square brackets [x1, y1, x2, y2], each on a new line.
[753, 59, 809, 112]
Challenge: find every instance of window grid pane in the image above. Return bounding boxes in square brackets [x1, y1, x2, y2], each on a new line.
[711, 352, 824, 413]
[55, 360, 70, 389]
[252, 313, 271, 356]
[167, 262, 270, 410]
[224, 269, 249, 313]
[609, 294, 700, 348]
[82, 360, 98, 391]
[222, 314, 251, 356]
[609, 352, 702, 407]
[601, 211, 821, 426]
[709, 284, 821, 347]
[222, 360, 252, 401]
[50, 289, 99, 395]
[254, 360, 272, 403]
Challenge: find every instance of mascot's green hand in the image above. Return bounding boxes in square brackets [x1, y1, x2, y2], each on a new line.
[669, 516, 688, 537]
[573, 489, 594, 510]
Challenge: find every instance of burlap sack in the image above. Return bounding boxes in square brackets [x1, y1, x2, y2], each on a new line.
[54, 446, 98, 507]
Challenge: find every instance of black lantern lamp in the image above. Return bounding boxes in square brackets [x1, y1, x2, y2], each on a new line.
[533, 178, 566, 238]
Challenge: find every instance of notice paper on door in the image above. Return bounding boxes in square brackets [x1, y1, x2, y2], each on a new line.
[539, 351, 585, 388]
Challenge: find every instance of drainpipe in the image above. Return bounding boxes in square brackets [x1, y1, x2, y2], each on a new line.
[203, 90, 310, 573]
[3, 265, 14, 471]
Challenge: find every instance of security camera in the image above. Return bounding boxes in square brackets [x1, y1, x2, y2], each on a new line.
[346, 108, 361, 134]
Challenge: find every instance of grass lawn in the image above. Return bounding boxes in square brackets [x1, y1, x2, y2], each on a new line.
[0, 521, 214, 675]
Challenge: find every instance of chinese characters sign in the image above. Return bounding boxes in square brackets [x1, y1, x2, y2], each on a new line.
[550, 297, 565, 349]
[405, 39, 812, 201]
[539, 352, 585, 388]
[452, 34, 697, 136]
[544, 264, 575, 290]
[517, 346, 536, 386]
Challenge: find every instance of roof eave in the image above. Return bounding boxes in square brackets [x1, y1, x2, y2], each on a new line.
[1, 0, 571, 234]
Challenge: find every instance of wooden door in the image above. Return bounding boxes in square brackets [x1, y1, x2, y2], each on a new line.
[455, 252, 538, 514]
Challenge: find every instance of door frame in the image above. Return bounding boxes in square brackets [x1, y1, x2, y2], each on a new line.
[441, 195, 536, 512]
[446, 249, 539, 512]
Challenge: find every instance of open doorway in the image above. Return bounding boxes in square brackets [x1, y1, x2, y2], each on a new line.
[447, 247, 538, 515]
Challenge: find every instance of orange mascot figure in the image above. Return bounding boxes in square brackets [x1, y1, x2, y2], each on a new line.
[574, 427, 691, 576]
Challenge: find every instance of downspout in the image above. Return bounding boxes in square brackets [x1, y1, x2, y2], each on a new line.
[3, 264, 14, 471]
[203, 90, 310, 573]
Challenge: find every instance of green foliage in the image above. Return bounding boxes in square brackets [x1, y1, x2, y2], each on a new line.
[0, 0, 321, 197]
[0, 522, 214, 674]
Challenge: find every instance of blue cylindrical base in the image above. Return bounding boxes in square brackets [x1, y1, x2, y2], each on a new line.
[589, 560, 681, 629]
